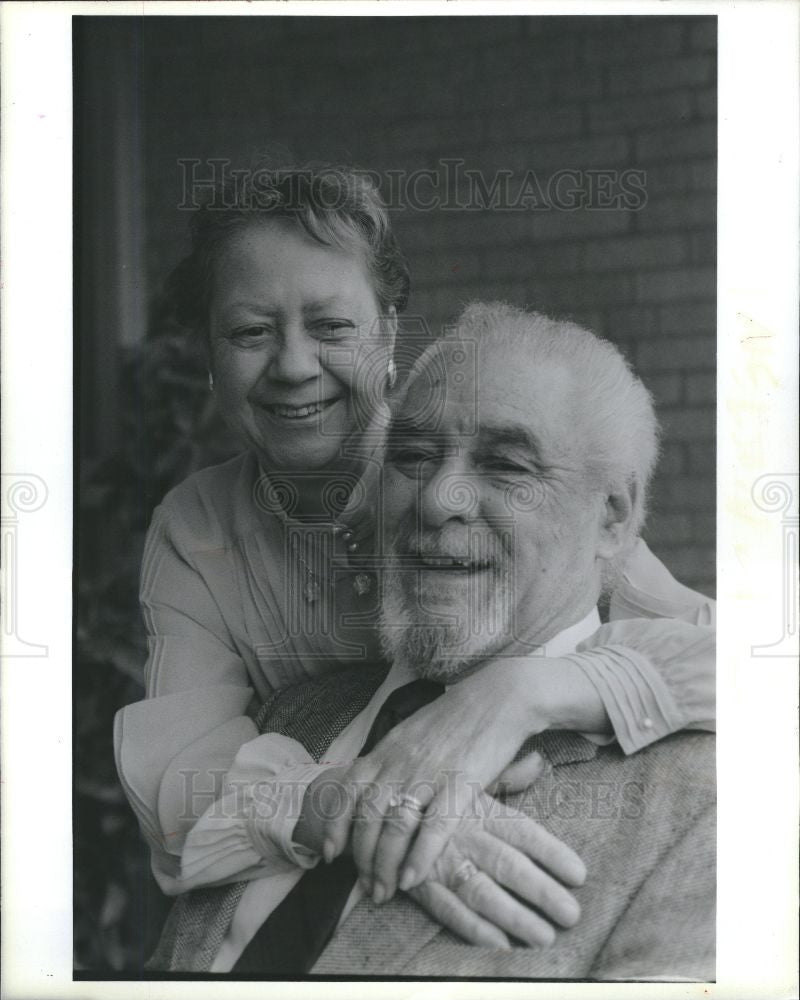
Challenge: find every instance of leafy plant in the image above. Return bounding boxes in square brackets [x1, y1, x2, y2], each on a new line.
[75, 305, 238, 970]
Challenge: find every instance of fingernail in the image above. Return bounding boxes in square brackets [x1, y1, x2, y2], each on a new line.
[372, 882, 386, 905]
[359, 875, 372, 895]
[398, 867, 416, 891]
[322, 838, 335, 864]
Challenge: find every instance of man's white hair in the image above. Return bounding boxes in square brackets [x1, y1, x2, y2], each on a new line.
[402, 301, 660, 576]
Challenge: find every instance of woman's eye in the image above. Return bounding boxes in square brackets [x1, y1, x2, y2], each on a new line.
[388, 447, 436, 468]
[230, 326, 270, 344]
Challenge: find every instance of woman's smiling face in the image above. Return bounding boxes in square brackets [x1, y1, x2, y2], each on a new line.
[208, 219, 396, 473]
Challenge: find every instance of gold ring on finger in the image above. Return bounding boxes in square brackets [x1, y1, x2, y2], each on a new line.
[388, 792, 425, 815]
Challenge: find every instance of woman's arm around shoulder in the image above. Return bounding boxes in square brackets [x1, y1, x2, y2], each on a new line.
[562, 538, 716, 753]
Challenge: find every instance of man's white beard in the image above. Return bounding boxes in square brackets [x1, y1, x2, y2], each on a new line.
[379, 558, 513, 682]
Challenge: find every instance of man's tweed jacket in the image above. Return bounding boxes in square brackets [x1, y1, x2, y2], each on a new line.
[151, 666, 715, 980]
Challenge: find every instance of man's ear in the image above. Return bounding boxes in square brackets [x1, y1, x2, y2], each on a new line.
[596, 480, 637, 559]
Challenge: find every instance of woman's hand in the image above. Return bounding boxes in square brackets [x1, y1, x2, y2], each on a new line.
[406, 790, 585, 948]
[322, 655, 606, 903]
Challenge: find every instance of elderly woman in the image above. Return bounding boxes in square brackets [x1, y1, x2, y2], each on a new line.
[115, 163, 714, 970]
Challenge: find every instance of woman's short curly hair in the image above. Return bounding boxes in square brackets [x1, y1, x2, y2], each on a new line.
[166, 159, 411, 334]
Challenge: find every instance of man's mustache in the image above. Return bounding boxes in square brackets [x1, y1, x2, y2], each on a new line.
[389, 526, 512, 566]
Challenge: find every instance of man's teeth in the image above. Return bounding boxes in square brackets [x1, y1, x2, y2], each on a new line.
[268, 400, 335, 419]
[419, 556, 489, 569]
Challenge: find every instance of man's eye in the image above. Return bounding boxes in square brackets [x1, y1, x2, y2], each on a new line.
[483, 459, 529, 476]
[313, 321, 355, 339]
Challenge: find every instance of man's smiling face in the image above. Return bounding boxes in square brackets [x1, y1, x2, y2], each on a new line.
[380, 337, 608, 680]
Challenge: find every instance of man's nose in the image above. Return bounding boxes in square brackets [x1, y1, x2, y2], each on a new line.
[267, 325, 319, 384]
[419, 461, 480, 528]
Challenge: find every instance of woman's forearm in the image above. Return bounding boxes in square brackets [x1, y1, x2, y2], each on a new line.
[494, 656, 613, 737]
[530, 657, 612, 734]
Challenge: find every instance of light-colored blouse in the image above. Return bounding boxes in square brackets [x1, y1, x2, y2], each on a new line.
[114, 450, 715, 894]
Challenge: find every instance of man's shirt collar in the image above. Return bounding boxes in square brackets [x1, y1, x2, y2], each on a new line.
[383, 606, 602, 694]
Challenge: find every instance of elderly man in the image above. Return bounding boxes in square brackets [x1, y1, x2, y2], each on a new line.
[152, 302, 714, 979]
[314, 302, 714, 979]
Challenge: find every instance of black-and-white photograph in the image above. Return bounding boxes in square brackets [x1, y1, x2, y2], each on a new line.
[74, 12, 718, 981]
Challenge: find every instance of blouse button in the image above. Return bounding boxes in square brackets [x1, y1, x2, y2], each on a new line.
[353, 572, 373, 596]
[341, 530, 354, 542]
[347, 541, 360, 553]
[641, 717, 654, 730]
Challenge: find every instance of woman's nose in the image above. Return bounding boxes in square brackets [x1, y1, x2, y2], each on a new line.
[419, 462, 480, 529]
[268, 327, 320, 384]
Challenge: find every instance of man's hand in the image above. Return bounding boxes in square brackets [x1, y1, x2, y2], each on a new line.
[408, 790, 585, 948]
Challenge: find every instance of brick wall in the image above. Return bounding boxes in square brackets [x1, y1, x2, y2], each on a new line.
[88, 14, 717, 595]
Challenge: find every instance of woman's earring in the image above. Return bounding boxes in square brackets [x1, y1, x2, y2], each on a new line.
[208, 372, 214, 392]
[387, 358, 397, 390]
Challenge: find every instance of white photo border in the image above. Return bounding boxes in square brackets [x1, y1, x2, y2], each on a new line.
[1, 2, 797, 998]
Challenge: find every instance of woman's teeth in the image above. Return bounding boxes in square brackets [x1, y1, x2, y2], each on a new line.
[267, 400, 336, 419]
